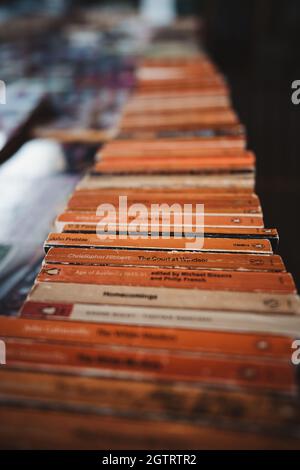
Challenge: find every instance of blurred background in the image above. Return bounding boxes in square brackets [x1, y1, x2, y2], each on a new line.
[204, 0, 300, 293]
[0, 0, 299, 312]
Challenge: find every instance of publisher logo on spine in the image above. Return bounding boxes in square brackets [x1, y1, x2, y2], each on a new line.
[0, 340, 6, 365]
[0, 80, 6, 104]
[292, 340, 300, 365]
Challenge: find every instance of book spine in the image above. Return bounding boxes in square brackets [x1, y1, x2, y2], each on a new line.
[19, 300, 300, 336]
[60, 224, 278, 244]
[70, 189, 260, 200]
[0, 406, 299, 449]
[56, 213, 265, 229]
[44, 247, 286, 272]
[94, 155, 255, 174]
[29, 282, 300, 315]
[76, 174, 255, 190]
[67, 203, 261, 216]
[3, 338, 296, 392]
[0, 369, 298, 430]
[45, 233, 273, 254]
[36, 264, 296, 294]
[1, 314, 294, 359]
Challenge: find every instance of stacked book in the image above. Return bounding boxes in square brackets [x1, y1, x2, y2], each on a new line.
[0, 42, 300, 450]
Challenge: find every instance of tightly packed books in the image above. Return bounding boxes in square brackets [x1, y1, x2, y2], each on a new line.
[0, 28, 300, 450]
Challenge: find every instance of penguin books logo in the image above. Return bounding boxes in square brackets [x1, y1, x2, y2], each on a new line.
[0, 80, 6, 104]
[291, 340, 300, 366]
[0, 340, 6, 365]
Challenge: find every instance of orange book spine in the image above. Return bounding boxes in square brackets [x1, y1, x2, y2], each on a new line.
[73, 190, 257, 201]
[0, 316, 294, 359]
[0, 369, 298, 430]
[56, 212, 264, 229]
[110, 133, 245, 141]
[68, 192, 260, 206]
[61, 224, 277, 240]
[67, 203, 260, 215]
[94, 156, 255, 173]
[100, 147, 245, 158]
[45, 233, 273, 253]
[37, 264, 296, 294]
[133, 84, 229, 94]
[100, 148, 250, 159]
[4, 338, 296, 392]
[73, 187, 254, 196]
[120, 109, 236, 121]
[67, 195, 260, 214]
[45, 247, 286, 272]
[1, 406, 300, 450]
[133, 88, 229, 98]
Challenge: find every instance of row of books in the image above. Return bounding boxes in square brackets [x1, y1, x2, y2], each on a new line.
[0, 7, 152, 316]
[0, 25, 300, 449]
